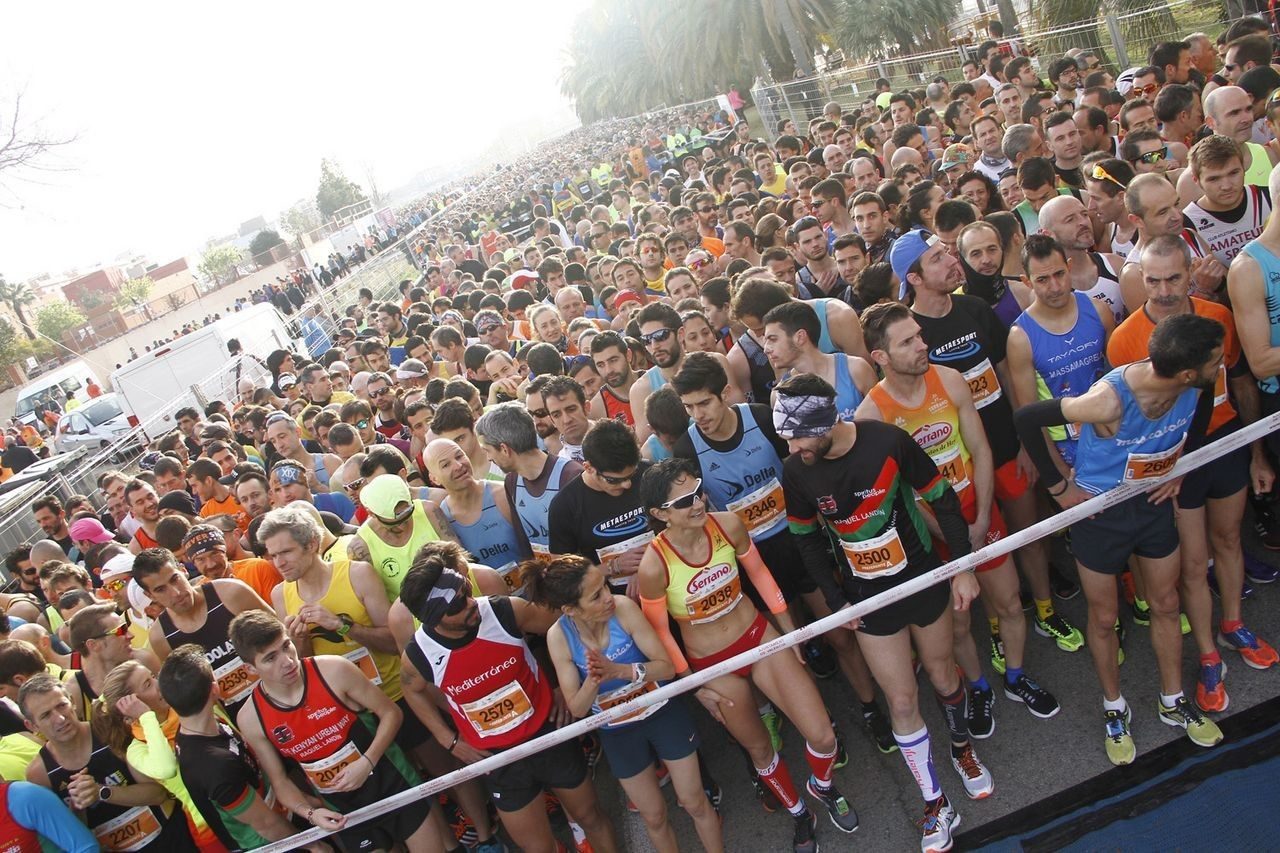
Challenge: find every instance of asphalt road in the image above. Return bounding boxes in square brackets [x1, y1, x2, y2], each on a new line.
[599, 528, 1280, 853]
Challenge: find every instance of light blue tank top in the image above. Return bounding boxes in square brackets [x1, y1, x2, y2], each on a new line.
[310, 452, 331, 488]
[558, 611, 665, 728]
[813, 298, 838, 354]
[688, 404, 787, 540]
[513, 455, 571, 550]
[1014, 292, 1106, 466]
[643, 433, 671, 461]
[645, 364, 667, 393]
[1073, 365, 1200, 495]
[440, 483, 523, 570]
[833, 356, 863, 421]
[1240, 240, 1280, 394]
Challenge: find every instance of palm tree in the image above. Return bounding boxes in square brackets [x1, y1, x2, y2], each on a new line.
[836, 0, 960, 60]
[0, 276, 37, 340]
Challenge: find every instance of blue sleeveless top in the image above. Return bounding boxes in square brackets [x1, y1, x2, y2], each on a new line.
[1073, 365, 1200, 495]
[645, 364, 667, 393]
[440, 483, 523, 571]
[1014, 292, 1106, 466]
[1240, 240, 1280, 394]
[513, 455, 571, 552]
[688, 404, 787, 541]
[559, 612, 665, 729]
[833, 356, 863, 421]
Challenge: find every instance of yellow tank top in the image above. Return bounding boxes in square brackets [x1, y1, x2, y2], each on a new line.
[1245, 142, 1272, 187]
[654, 518, 743, 624]
[0, 732, 40, 782]
[281, 561, 402, 701]
[356, 502, 439, 600]
[867, 367, 974, 500]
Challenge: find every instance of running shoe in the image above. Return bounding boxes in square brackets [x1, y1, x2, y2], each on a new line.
[806, 777, 859, 833]
[581, 732, 602, 771]
[1253, 502, 1280, 550]
[1004, 674, 1061, 719]
[705, 781, 723, 812]
[1158, 696, 1225, 747]
[473, 839, 506, 853]
[1180, 613, 1191, 636]
[1244, 552, 1280, 584]
[1205, 563, 1254, 599]
[1050, 566, 1080, 600]
[1034, 611, 1085, 652]
[919, 795, 959, 853]
[570, 819, 593, 853]
[751, 772, 779, 814]
[862, 703, 898, 754]
[1219, 625, 1280, 669]
[1120, 570, 1137, 605]
[1195, 660, 1229, 714]
[803, 638, 838, 679]
[950, 743, 994, 799]
[761, 708, 784, 752]
[793, 808, 818, 853]
[968, 685, 995, 740]
[1115, 620, 1127, 667]
[1130, 597, 1151, 627]
[989, 630, 1006, 675]
[1103, 706, 1135, 766]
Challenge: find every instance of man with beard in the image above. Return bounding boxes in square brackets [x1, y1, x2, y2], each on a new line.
[1107, 236, 1277, 713]
[588, 331, 638, 425]
[957, 221, 1034, 330]
[1015, 314, 1225, 765]
[775, 373, 987, 852]
[31, 497, 76, 560]
[525, 377, 564, 459]
[793, 217, 856, 307]
[628, 303, 742, 444]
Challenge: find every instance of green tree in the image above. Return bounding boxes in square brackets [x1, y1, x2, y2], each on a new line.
[0, 275, 37, 340]
[0, 317, 16, 363]
[315, 159, 367, 220]
[249, 229, 285, 259]
[35, 300, 86, 342]
[113, 276, 154, 318]
[199, 245, 243, 285]
[280, 203, 320, 237]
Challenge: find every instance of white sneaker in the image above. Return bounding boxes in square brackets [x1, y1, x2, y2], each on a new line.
[950, 743, 994, 799]
[919, 794, 960, 853]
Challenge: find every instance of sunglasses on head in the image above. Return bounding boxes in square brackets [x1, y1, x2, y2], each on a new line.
[660, 479, 705, 510]
[640, 327, 675, 346]
[1131, 146, 1168, 165]
[1090, 163, 1127, 189]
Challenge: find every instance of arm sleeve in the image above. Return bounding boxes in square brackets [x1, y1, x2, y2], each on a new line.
[1185, 387, 1216, 452]
[737, 541, 788, 615]
[1013, 399, 1069, 490]
[639, 595, 690, 674]
[7, 781, 99, 853]
[126, 710, 178, 781]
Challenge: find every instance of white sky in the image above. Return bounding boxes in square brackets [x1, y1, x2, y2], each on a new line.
[0, 1, 588, 281]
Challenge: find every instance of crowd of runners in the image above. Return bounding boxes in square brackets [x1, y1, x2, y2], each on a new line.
[3, 15, 1280, 853]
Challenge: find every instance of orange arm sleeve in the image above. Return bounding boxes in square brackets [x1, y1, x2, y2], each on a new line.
[739, 541, 788, 615]
[640, 595, 690, 675]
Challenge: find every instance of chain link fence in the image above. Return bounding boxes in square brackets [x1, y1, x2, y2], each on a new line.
[752, 0, 1227, 134]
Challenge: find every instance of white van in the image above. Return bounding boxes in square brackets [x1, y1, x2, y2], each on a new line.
[110, 303, 303, 432]
[14, 359, 102, 426]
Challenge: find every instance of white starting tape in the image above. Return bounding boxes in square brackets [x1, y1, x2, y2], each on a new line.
[254, 409, 1280, 851]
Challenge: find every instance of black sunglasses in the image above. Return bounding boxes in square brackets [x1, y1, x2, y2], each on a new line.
[640, 327, 675, 346]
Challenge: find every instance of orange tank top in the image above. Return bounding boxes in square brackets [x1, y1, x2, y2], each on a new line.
[867, 366, 973, 500]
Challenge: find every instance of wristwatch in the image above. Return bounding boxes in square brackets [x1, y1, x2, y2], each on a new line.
[632, 662, 648, 683]
[98, 785, 112, 803]
[336, 613, 354, 638]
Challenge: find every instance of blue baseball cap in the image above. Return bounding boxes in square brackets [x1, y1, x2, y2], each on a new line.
[889, 229, 941, 300]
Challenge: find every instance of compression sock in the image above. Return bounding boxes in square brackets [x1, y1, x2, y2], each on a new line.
[757, 752, 805, 815]
[804, 740, 839, 790]
[1035, 598, 1054, 621]
[936, 681, 970, 746]
[894, 725, 942, 800]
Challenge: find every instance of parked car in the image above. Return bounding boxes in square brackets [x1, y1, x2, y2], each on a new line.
[52, 394, 139, 456]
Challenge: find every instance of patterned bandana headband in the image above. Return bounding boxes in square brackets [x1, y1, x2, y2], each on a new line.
[773, 394, 837, 438]
[419, 569, 468, 630]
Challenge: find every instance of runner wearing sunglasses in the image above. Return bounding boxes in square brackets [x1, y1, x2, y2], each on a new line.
[638, 458, 858, 853]
[349, 474, 453, 601]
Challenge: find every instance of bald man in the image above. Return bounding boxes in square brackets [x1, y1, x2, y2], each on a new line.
[1038, 195, 1128, 324]
[425, 439, 525, 592]
[890, 145, 924, 172]
[1201, 86, 1278, 188]
[1118, 173, 1222, 311]
[9, 623, 69, 670]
